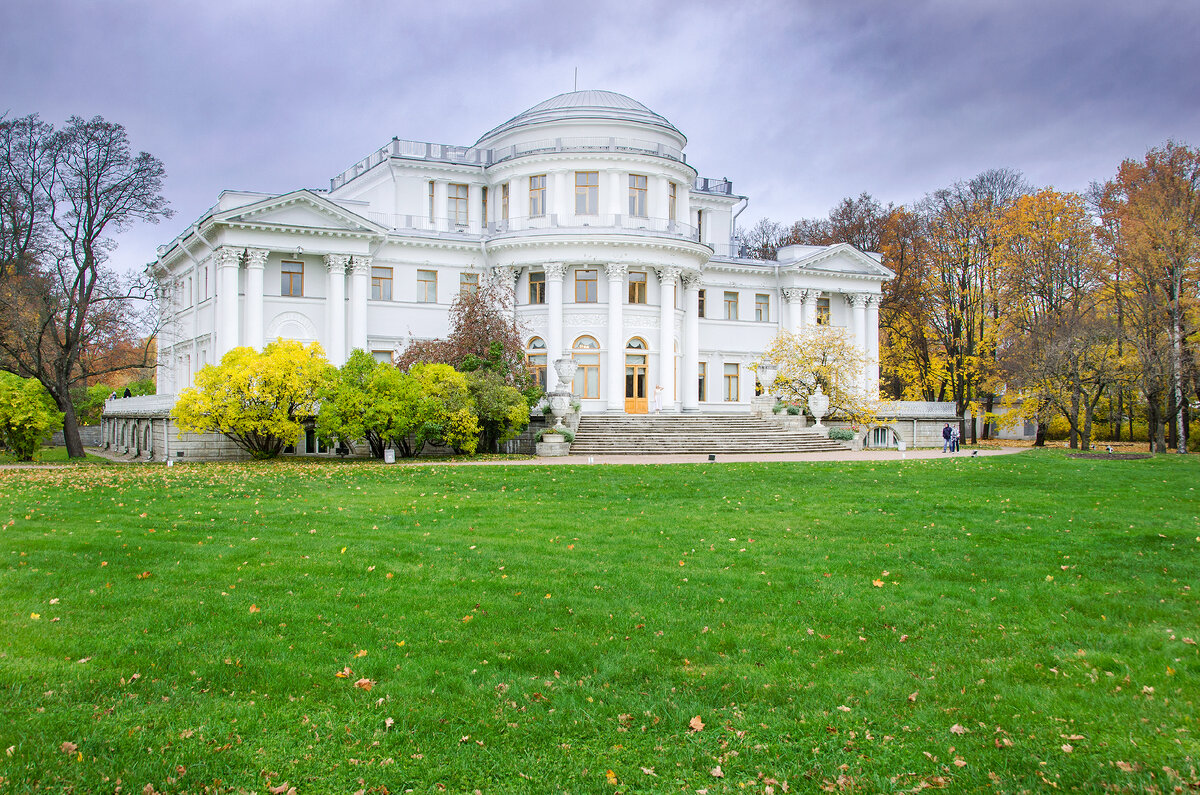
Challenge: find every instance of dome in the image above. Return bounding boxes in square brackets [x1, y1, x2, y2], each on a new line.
[475, 90, 684, 145]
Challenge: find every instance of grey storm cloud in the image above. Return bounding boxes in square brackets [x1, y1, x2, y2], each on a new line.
[1, 0, 1196, 274]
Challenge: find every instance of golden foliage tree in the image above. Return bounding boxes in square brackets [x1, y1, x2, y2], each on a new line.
[173, 339, 331, 459]
[760, 326, 876, 423]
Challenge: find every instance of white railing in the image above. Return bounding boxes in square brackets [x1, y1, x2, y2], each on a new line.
[876, 400, 960, 418]
[330, 136, 690, 190]
[487, 214, 699, 240]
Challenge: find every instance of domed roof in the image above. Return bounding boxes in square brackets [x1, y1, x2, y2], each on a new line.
[476, 90, 684, 145]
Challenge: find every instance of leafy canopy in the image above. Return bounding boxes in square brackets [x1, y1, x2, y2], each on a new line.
[173, 339, 331, 459]
[0, 372, 63, 460]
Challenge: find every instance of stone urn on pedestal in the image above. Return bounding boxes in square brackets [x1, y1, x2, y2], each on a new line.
[751, 361, 778, 418]
[536, 358, 578, 457]
[806, 385, 830, 438]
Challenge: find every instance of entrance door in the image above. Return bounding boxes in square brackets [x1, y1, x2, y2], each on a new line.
[625, 353, 647, 413]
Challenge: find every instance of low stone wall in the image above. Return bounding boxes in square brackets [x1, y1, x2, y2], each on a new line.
[51, 426, 101, 447]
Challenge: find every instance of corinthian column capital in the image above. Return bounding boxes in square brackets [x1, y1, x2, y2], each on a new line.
[324, 253, 351, 273]
[604, 262, 628, 280]
[544, 262, 568, 280]
[244, 248, 269, 269]
[216, 246, 243, 269]
[351, 255, 373, 275]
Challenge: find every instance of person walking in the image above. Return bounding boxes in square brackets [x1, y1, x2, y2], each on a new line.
[950, 425, 960, 452]
[942, 423, 952, 453]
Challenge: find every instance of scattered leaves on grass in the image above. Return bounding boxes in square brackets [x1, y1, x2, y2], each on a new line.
[354, 649, 368, 657]
[354, 678, 375, 691]
[689, 715, 705, 732]
[710, 765, 724, 778]
[908, 692, 918, 703]
[59, 741, 77, 754]
[248, 604, 260, 613]
[335, 666, 352, 679]
[136, 571, 152, 580]
[872, 579, 884, 587]
[640, 766, 656, 776]
[950, 724, 967, 735]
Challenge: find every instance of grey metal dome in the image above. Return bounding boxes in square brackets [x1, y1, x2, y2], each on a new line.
[476, 90, 684, 145]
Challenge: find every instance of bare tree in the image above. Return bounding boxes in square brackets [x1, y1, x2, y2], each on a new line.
[0, 115, 172, 457]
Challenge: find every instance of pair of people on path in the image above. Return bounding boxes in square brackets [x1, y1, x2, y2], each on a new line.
[942, 423, 960, 452]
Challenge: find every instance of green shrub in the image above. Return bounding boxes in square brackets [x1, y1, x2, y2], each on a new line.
[828, 428, 855, 441]
[536, 426, 574, 444]
[785, 404, 801, 416]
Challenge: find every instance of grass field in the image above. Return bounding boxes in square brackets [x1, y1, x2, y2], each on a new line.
[0, 452, 1196, 793]
[0, 447, 107, 465]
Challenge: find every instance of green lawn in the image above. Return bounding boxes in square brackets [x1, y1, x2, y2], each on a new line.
[0, 453, 1196, 793]
[0, 446, 107, 465]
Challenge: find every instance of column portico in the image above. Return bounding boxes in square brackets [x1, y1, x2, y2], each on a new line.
[681, 272, 702, 413]
[350, 256, 371, 354]
[244, 248, 268, 350]
[657, 266, 680, 410]
[324, 254, 349, 366]
[544, 263, 567, 392]
[215, 246, 242, 357]
[605, 263, 627, 412]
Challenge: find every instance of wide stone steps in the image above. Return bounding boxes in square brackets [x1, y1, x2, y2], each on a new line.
[570, 414, 848, 455]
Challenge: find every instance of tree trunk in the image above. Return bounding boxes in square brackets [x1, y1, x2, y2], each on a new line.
[1082, 405, 1094, 452]
[1167, 389, 1178, 451]
[1114, 389, 1123, 441]
[1068, 388, 1081, 450]
[54, 389, 87, 459]
[1034, 420, 1047, 447]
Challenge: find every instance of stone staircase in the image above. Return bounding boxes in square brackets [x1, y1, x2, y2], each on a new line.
[570, 413, 849, 455]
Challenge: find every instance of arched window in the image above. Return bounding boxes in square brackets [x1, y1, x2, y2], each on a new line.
[572, 336, 600, 398]
[526, 337, 547, 389]
[626, 337, 646, 349]
[144, 426, 152, 454]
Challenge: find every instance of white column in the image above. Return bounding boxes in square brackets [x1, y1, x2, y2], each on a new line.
[324, 254, 349, 366]
[605, 263, 627, 412]
[682, 272, 702, 413]
[803, 290, 819, 327]
[848, 292, 868, 390]
[350, 256, 371, 354]
[433, 181, 447, 231]
[866, 293, 880, 393]
[244, 248, 268, 350]
[545, 263, 567, 392]
[467, 184, 481, 234]
[781, 288, 799, 333]
[553, 171, 568, 219]
[607, 170, 623, 217]
[658, 266, 680, 411]
[215, 246, 242, 357]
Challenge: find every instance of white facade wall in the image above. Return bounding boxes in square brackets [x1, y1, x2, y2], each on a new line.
[150, 91, 893, 416]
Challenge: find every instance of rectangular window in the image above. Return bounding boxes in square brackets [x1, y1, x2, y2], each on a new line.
[528, 271, 546, 304]
[481, 186, 488, 228]
[724, 363, 739, 402]
[628, 174, 647, 217]
[428, 180, 435, 222]
[668, 182, 677, 222]
[816, 297, 831, 325]
[448, 183, 469, 227]
[628, 271, 647, 304]
[202, 267, 209, 300]
[371, 267, 393, 301]
[417, 269, 437, 303]
[281, 260, 304, 297]
[698, 361, 707, 402]
[723, 291, 738, 320]
[575, 269, 598, 303]
[371, 350, 393, 364]
[460, 272, 479, 296]
[502, 182, 510, 221]
[755, 293, 770, 322]
[530, 175, 546, 217]
[698, 289, 706, 318]
[573, 354, 600, 398]
[575, 171, 599, 215]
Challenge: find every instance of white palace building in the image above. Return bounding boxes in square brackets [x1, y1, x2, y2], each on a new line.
[104, 90, 904, 459]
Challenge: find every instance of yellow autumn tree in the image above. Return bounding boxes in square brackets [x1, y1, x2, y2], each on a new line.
[173, 339, 333, 458]
[760, 326, 877, 423]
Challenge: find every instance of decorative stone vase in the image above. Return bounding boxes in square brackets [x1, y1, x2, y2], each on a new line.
[553, 357, 578, 388]
[757, 361, 778, 395]
[807, 386, 830, 428]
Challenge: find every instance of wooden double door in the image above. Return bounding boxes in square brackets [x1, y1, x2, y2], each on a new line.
[624, 353, 647, 414]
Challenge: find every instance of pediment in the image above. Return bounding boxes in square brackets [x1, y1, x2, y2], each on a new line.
[786, 243, 894, 280]
[214, 190, 385, 234]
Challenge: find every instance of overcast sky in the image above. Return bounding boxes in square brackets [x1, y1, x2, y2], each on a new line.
[3, 0, 1197, 274]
